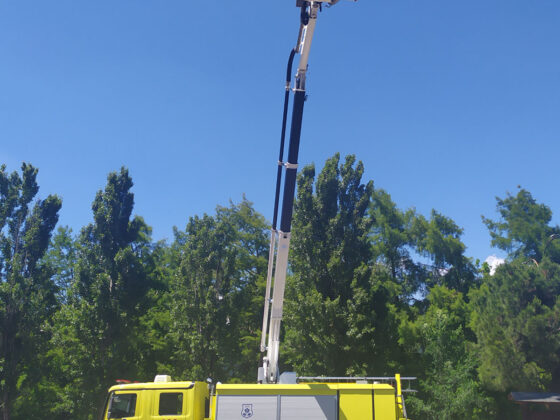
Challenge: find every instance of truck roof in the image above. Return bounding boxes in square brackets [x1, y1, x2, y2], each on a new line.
[216, 382, 395, 394]
[108, 381, 396, 393]
[108, 381, 196, 392]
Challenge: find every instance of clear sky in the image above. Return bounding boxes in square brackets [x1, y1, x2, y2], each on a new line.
[1, 1, 559, 264]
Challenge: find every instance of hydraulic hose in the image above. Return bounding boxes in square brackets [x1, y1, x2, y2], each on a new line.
[272, 48, 297, 231]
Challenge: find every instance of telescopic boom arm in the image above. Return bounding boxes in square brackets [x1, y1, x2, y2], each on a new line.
[259, 0, 349, 384]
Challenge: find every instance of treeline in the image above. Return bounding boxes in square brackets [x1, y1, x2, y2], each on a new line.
[1, 154, 560, 420]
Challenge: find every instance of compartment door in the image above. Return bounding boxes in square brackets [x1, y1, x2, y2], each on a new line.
[339, 390, 373, 420]
[216, 395, 278, 420]
[280, 395, 337, 420]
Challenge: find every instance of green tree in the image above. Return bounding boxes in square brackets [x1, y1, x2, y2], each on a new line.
[283, 154, 402, 376]
[412, 210, 477, 294]
[370, 188, 422, 299]
[400, 286, 492, 419]
[471, 189, 560, 397]
[167, 198, 268, 382]
[482, 189, 560, 263]
[51, 168, 153, 419]
[42, 226, 77, 304]
[133, 239, 177, 381]
[289, 154, 373, 302]
[371, 189, 477, 299]
[0, 163, 61, 420]
[470, 260, 560, 393]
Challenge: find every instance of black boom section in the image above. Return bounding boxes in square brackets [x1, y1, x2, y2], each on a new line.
[279, 89, 306, 234]
[272, 48, 297, 231]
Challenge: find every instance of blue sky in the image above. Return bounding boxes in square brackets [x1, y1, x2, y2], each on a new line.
[1, 1, 559, 263]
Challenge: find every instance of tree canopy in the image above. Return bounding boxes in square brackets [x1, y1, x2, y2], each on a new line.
[2, 158, 559, 420]
[0, 163, 61, 420]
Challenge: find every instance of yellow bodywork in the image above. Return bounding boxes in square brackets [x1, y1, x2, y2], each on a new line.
[104, 377, 407, 420]
[105, 381, 209, 420]
[216, 382, 401, 419]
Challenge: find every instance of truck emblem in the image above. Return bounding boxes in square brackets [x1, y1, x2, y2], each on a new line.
[241, 403, 254, 418]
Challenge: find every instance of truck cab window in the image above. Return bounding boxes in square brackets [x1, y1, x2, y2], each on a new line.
[107, 393, 137, 419]
[159, 392, 183, 415]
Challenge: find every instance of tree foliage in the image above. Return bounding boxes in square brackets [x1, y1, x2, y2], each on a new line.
[167, 198, 268, 383]
[401, 286, 492, 419]
[482, 189, 560, 262]
[49, 168, 153, 419]
[3, 158, 560, 420]
[0, 163, 61, 420]
[42, 226, 76, 304]
[284, 154, 402, 376]
[471, 190, 560, 398]
[470, 260, 560, 393]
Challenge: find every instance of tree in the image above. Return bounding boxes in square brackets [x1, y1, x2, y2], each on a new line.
[289, 154, 373, 302]
[471, 188, 560, 401]
[400, 286, 492, 419]
[132, 239, 177, 381]
[370, 188, 421, 298]
[0, 163, 61, 420]
[469, 260, 560, 393]
[482, 189, 560, 263]
[412, 210, 477, 294]
[283, 154, 403, 376]
[42, 226, 77, 304]
[167, 198, 268, 382]
[50, 167, 153, 419]
[371, 189, 477, 299]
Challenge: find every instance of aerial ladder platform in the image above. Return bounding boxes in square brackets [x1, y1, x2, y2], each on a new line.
[103, 2, 414, 419]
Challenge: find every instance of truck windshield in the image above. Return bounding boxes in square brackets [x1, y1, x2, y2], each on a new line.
[107, 392, 137, 419]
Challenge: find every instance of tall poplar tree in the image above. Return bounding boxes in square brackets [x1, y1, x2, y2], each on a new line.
[51, 168, 152, 419]
[0, 163, 61, 420]
[283, 154, 402, 376]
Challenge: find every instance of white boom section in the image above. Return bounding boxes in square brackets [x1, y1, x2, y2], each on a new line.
[260, 1, 322, 385]
[264, 231, 291, 383]
[259, 230, 276, 353]
[294, 4, 318, 91]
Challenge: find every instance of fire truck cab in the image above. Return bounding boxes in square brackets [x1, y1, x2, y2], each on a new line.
[103, 377, 209, 420]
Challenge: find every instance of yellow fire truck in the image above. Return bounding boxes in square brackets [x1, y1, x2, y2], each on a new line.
[103, 1, 414, 419]
[103, 374, 410, 420]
